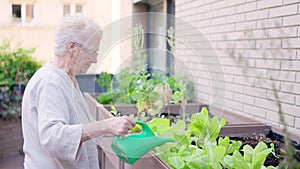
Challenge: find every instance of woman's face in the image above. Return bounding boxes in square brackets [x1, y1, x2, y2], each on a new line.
[74, 39, 100, 75]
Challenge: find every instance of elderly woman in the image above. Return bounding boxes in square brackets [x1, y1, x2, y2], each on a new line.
[21, 14, 135, 169]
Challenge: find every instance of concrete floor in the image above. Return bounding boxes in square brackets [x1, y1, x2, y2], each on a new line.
[0, 154, 24, 169]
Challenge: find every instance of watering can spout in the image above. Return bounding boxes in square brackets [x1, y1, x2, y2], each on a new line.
[142, 137, 174, 151]
[149, 137, 174, 146]
[111, 120, 174, 164]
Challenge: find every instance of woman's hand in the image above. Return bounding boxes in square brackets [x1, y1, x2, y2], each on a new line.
[106, 116, 136, 136]
[81, 116, 136, 143]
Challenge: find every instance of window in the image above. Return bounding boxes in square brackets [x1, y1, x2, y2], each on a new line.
[11, 3, 34, 23]
[26, 4, 34, 22]
[63, 4, 71, 16]
[63, 4, 83, 16]
[12, 4, 21, 22]
[76, 5, 82, 13]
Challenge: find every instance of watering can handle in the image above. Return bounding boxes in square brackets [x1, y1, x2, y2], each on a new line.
[135, 120, 155, 137]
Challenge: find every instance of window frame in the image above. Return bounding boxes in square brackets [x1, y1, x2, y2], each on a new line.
[62, 3, 83, 17]
[10, 3, 35, 25]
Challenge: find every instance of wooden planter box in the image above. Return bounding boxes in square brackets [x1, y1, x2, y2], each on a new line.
[102, 103, 272, 138]
[102, 103, 209, 116]
[84, 93, 274, 169]
[85, 93, 171, 169]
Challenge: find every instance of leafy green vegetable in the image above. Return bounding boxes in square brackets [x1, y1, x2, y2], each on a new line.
[188, 107, 226, 143]
[147, 118, 170, 136]
[169, 156, 185, 169]
[146, 107, 277, 169]
[222, 142, 277, 169]
[96, 91, 114, 104]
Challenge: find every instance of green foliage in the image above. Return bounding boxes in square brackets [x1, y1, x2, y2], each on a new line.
[0, 40, 41, 120]
[147, 118, 170, 136]
[96, 91, 114, 104]
[166, 26, 195, 121]
[146, 107, 276, 169]
[188, 107, 226, 143]
[278, 143, 300, 169]
[130, 65, 160, 120]
[95, 67, 194, 119]
[222, 142, 277, 169]
[218, 136, 242, 155]
[95, 65, 194, 123]
[114, 68, 137, 104]
[95, 25, 194, 121]
[95, 72, 114, 104]
[109, 105, 122, 118]
[94, 72, 113, 92]
[0, 86, 21, 120]
[0, 41, 41, 86]
[96, 68, 137, 105]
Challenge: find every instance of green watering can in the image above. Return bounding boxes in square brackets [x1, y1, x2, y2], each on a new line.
[111, 120, 174, 164]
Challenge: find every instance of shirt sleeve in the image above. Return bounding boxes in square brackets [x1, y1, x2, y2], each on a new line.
[37, 78, 82, 162]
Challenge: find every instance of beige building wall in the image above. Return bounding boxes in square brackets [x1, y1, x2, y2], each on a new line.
[0, 0, 61, 62]
[89, 0, 134, 74]
[0, 0, 129, 74]
[175, 0, 300, 141]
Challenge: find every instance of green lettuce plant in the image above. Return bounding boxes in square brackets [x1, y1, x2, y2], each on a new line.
[222, 142, 277, 169]
[146, 107, 277, 169]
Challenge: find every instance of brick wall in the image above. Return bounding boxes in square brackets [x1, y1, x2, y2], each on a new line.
[175, 0, 300, 139]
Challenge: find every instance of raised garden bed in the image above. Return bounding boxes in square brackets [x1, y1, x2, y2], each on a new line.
[85, 93, 300, 169]
[231, 132, 300, 167]
[102, 103, 209, 115]
[85, 93, 171, 169]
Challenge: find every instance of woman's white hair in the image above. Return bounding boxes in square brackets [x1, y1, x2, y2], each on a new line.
[54, 14, 103, 56]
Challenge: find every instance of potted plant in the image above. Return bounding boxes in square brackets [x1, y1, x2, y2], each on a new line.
[0, 40, 41, 121]
[94, 24, 203, 120]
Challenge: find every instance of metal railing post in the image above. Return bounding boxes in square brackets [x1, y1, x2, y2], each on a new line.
[119, 159, 124, 169]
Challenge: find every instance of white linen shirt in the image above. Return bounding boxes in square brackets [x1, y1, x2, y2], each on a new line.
[22, 62, 100, 169]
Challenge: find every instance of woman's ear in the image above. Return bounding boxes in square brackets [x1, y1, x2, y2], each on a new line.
[67, 42, 76, 53]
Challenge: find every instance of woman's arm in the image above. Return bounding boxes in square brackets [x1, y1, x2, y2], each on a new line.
[81, 116, 136, 143]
